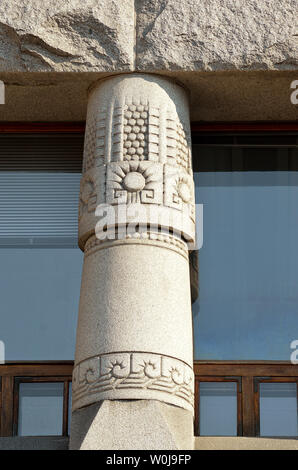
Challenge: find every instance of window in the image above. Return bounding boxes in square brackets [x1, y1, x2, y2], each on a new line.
[192, 126, 298, 437]
[194, 362, 298, 437]
[256, 379, 298, 437]
[17, 382, 65, 436]
[196, 379, 240, 436]
[0, 133, 84, 360]
[192, 130, 298, 361]
[0, 126, 83, 436]
[0, 363, 72, 436]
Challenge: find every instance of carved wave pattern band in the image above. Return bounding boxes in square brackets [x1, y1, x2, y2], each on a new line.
[72, 352, 194, 413]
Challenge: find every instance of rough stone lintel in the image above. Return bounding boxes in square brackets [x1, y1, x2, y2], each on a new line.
[0, 1, 296, 73]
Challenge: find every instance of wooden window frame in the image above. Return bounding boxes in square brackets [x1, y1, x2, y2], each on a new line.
[194, 362, 298, 437]
[191, 122, 298, 133]
[0, 122, 85, 134]
[194, 375, 242, 437]
[1, 362, 297, 438]
[13, 376, 72, 437]
[0, 363, 73, 437]
[253, 376, 298, 437]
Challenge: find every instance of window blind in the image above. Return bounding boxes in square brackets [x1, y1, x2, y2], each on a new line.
[0, 134, 84, 247]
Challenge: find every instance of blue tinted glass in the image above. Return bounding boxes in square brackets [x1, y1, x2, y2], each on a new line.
[260, 382, 298, 436]
[18, 382, 64, 436]
[0, 248, 83, 360]
[193, 171, 298, 360]
[199, 382, 237, 436]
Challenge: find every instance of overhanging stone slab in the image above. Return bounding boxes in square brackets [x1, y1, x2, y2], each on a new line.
[136, 0, 298, 72]
[0, 0, 134, 72]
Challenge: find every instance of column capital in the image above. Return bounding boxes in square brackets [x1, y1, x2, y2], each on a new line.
[78, 73, 195, 251]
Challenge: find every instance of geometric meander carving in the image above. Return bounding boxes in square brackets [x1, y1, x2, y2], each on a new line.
[72, 352, 194, 412]
[81, 162, 194, 213]
[106, 161, 163, 205]
[78, 167, 106, 222]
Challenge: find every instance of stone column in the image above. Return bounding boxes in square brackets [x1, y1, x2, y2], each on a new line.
[70, 74, 196, 450]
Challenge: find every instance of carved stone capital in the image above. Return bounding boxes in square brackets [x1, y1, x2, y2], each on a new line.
[78, 74, 195, 251]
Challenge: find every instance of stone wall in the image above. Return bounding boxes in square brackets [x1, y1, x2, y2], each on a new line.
[0, 436, 297, 451]
[136, 0, 298, 72]
[0, 0, 296, 73]
[195, 437, 298, 450]
[0, 437, 69, 450]
[0, 0, 134, 72]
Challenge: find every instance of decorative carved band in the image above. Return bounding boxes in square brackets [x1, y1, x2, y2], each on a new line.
[84, 232, 189, 260]
[78, 161, 196, 248]
[82, 100, 192, 171]
[72, 352, 194, 413]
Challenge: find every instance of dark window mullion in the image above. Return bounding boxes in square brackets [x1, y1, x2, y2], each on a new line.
[62, 380, 70, 437]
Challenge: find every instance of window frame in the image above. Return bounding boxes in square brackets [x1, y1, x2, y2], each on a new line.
[0, 122, 85, 134]
[1, 361, 297, 438]
[254, 376, 298, 437]
[194, 375, 242, 437]
[194, 361, 298, 437]
[0, 363, 73, 437]
[13, 376, 72, 437]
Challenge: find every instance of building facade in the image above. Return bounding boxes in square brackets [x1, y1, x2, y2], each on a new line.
[0, 0, 297, 450]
